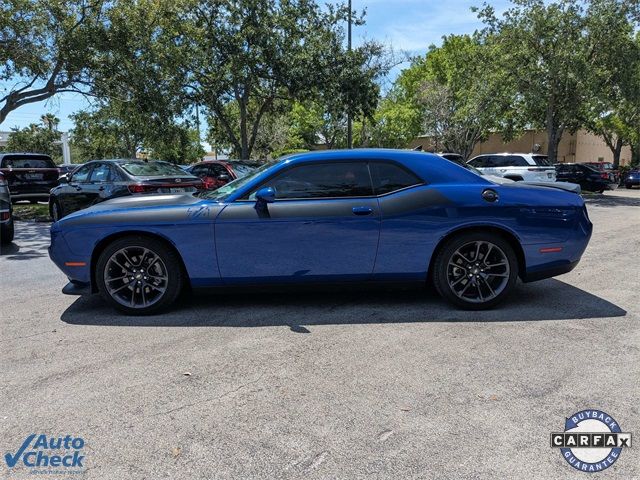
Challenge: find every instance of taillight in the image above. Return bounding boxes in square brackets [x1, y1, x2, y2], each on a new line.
[0, 176, 6, 186]
[600, 172, 608, 179]
[1, 211, 9, 221]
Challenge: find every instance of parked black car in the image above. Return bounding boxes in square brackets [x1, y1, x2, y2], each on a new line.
[0, 153, 59, 203]
[554, 163, 617, 193]
[623, 169, 640, 189]
[49, 159, 204, 221]
[0, 172, 14, 244]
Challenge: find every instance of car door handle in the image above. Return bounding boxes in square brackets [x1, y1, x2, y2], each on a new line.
[98, 186, 105, 191]
[352, 206, 373, 216]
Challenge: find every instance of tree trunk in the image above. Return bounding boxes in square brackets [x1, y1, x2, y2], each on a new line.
[612, 136, 623, 169]
[547, 126, 564, 164]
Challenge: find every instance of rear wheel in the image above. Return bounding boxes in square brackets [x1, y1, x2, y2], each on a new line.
[0, 218, 14, 244]
[433, 232, 519, 310]
[96, 236, 184, 315]
[626, 184, 632, 189]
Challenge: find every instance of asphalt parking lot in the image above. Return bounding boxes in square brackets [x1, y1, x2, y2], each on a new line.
[1, 189, 639, 479]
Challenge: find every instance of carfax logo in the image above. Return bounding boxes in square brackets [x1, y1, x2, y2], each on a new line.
[4, 434, 85, 473]
[551, 409, 632, 472]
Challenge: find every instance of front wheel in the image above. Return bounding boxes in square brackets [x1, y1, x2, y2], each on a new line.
[96, 236, 184, 315]
[50, 200, 63, 221]
[432, 232, 519, 310]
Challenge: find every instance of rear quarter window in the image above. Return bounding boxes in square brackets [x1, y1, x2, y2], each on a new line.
[370, 162, 422, 195]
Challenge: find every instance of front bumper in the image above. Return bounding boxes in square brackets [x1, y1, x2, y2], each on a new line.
[62, 281, 91, 295]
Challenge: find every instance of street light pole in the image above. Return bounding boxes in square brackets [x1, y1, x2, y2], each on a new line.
[347, 0, 352, 149]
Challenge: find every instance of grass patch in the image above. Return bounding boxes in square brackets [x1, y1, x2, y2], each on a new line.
[12, 203, 50, 222]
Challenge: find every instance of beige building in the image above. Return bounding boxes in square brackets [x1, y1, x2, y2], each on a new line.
[412, 129, 632, 165]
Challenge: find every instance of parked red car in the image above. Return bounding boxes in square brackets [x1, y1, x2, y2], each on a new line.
[187, 160, 259, 189]
[0, 153, 60, 203]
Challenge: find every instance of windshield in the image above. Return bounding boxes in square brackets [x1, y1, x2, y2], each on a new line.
[121, 161, 191, 177]
[199, 162, 273, 201]
[531, 155, 551, 166]
[1, 156, 55, 168]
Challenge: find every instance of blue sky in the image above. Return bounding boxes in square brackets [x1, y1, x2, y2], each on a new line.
[1, 0, 511, 134]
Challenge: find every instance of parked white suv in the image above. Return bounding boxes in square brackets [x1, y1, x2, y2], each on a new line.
[467, 153, 556, 182]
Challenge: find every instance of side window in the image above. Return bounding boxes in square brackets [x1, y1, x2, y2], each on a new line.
[209, 164, 229, 178]
[190, 165, 208, 177]
[491, 156, 509, 167]
[71, 164, 93, 183]
[252, 162, 373, 200]
[370, 162, 422, 195]
[505, 156, 529, 167]
[110, 165, 126, 181]
[89, 163, 111, 183]
[471, 156, 492, 167]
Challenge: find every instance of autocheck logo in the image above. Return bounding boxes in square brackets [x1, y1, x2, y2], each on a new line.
[4, 434, 85, 473]
[551, 409, 632, 472]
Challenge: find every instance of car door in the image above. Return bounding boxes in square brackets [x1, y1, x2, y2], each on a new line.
[214, 161, 381, 282]
[85, 162, 112, 207]
[555, 164, 570, 182]
[60, 164, 93, 215]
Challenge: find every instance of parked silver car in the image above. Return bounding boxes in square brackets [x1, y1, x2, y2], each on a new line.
[467, 153, 557, 182]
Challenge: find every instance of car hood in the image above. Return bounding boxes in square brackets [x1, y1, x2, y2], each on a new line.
[57, 193, 223, 228]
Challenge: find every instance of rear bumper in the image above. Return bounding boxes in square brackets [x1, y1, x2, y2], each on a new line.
[521, 259, 579, 282]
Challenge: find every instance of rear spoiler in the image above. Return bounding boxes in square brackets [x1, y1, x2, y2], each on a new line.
[521, 181, 581, 194]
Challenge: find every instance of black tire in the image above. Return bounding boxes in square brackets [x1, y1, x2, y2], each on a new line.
[30, 199, 39, 204]
[0, 218, 14, 244]
[625, 184, 632, 189]
[50, 200, 63, 221]
[432, 232, 519, 310]
[95, 235, 184, 315]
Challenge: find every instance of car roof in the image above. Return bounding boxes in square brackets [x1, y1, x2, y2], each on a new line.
[0, 152, 53, 159]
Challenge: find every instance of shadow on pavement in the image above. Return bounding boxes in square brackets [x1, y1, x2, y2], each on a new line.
[61, 278, 626, 328]
[0, 222, 51, 259]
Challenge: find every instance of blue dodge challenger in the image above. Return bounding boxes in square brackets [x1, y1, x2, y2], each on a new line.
[49, 149, 592, 315]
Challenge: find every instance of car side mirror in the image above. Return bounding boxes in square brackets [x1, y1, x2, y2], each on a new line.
[60, 173, 71, 183]
[255, 186, 276, 203]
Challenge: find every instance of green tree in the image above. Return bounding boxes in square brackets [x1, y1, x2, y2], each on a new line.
[477, 0, 639, 163]
[71, 101, 203, 163]
[188, 0, 387, 159]
[584, 3, 640, 167]
[6, 116, 62, 160]
[0, 0, 108, 124]
[373, 35, 503, 158]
